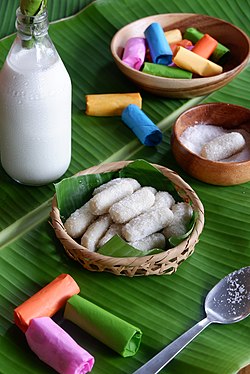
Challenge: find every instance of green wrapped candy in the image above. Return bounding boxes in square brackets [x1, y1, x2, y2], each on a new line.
[183, 27, 230, 62]
[64, 295, 143, 357]
[20, 0, 47, 16]
[142, 62, 192, 79]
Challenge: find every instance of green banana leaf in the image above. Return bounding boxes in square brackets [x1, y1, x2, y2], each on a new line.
[0, 0, 250, 374]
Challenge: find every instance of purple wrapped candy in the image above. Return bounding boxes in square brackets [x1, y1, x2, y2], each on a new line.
[26, 317, 94, 374]
[122, 37, 146, 70]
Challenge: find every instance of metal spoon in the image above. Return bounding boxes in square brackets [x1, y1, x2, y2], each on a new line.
[133, 266, 250, 374]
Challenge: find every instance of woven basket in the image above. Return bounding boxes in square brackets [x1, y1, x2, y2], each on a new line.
[50, 161, 204, 277]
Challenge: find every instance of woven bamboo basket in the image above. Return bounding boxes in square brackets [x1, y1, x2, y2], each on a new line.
[50, 161, 205, 277]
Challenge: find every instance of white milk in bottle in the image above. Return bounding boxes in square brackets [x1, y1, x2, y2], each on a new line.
[0, 7, 71, 185]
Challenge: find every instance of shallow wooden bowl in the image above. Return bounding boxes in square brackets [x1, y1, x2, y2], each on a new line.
[110, 13, 250, 98]
[171, 103, 250, 185]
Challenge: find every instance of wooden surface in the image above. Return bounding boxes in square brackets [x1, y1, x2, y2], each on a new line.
[239, 366, 250, 374]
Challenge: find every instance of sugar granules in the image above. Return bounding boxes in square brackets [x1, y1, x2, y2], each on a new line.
[225, 268, 250, 316]
[179, 124, 250, 162]
[212, 267, 250, 318]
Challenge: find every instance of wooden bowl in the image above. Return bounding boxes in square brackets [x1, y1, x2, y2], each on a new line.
[171, 103, 250, 185]
[50, 161, 204, 277]
[110, 13, 250, 98]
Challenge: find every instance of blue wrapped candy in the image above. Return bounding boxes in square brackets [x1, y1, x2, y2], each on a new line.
[121, 104, 162, 146]
[144, 22, 173, 65]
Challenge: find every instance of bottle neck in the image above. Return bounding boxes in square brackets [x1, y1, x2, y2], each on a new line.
[16, 7, 49, 41]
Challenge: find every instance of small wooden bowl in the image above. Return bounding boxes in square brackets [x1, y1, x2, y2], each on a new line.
[50, 161, 204, 277]
[171, 103, 250, 185]
[110, 13, 250, 98]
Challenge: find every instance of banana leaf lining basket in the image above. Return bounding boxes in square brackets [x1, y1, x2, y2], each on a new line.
[50, 161, 205, 276]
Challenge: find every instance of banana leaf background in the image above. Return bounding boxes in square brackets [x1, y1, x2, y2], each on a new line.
[0, 0, 250, 373]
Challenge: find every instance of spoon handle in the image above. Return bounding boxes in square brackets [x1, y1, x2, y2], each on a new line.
[133, 317, 212, 374]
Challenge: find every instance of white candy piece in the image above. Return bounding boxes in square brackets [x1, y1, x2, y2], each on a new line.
[129, 233, 166, 251]
[163, 202, 193, 238]
[81, 214, 112, 252]
[93, 177, 140, 195]
[150, 191, 175, 210]
[200, 132, 246, 161]
[64, 201, 95, 238]
[109, 186, 156, 224]
[122, 208, 174, 242]
[97, 223, 122, 248]
[89, 178, 141, 215]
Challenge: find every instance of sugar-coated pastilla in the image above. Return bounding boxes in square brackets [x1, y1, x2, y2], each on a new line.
[81, 214, 112, 251]
[122, 207, 174, 242]
[64, 294, 142, 357]
[129, 232, 166, 251]
[200, 132, 246, 161]
[85, 93, 142, 116]
[26, 317, 94, 374]
[163, 202, 193, 238]
[64, 201, 96, 238]
[93, 177, 140, 196]
[122, 104, 162, 146]
[14, 274, 80, 333]
[144, 22, 173, 65]
[122, 37, 146, 70]
[150, 191, 175, 210]
[89, 178, 140, 215]
[109, 186, 156, 224]
[97, 223, 122, 248]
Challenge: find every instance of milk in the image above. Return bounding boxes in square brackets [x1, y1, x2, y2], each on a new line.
[0, 44, 72, 185]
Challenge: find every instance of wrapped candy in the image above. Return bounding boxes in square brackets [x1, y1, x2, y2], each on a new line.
[14, 274, 80, 332]
[183, 27, 230, 62]
[192, 34, 218, 59]
[173, 46, 223, 76]
[85, 93, 142, 116]
[64, 295, 142, 357]
[122, 37, 146, 70]
[142, 62, 192, 79]
[26, 317, 94, 374]
[144, 22, 173, 65]
[170, 39, 193, 53]
[164, 28, 182, 44]
[121, 104, 162, 146]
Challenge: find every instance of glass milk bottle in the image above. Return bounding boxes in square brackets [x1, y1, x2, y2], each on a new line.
[0, 7, 71, 185]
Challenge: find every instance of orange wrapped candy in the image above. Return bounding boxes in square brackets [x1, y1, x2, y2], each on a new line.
[170, 39, 193, 53]
[192, 34, 218, 59]
[14, 274, 80, 332]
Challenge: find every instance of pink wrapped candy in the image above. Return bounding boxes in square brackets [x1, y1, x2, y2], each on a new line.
[25, 317, 94, 374]
[122, 37, 146, 70]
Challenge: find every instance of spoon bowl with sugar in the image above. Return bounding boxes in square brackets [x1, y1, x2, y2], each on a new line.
[133, 266, 250, 374]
